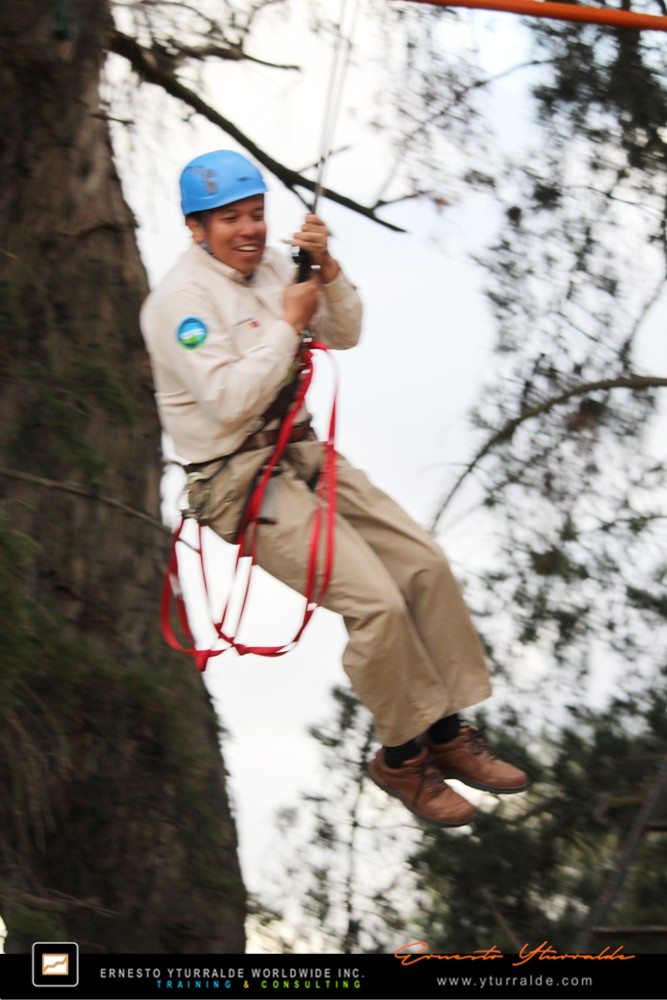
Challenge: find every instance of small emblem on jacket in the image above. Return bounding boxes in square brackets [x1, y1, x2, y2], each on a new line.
[177, 317, 208, 349]
[239, 317, 261, 332]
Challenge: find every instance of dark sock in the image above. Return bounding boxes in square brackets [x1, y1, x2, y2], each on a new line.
[428, 714, 461, 745]
[383, 739, 421, 768]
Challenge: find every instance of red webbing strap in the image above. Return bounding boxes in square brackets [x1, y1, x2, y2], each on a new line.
[160, 517, 229, 672]
[160, 342, 338, 670]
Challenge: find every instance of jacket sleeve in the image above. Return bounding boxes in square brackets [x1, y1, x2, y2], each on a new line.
[309, 269, 363, 349]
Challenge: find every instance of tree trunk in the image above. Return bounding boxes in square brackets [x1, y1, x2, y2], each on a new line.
[0, 0, 245, 953]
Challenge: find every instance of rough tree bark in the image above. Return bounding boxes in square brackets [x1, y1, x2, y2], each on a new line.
[0, 0, 245, 953]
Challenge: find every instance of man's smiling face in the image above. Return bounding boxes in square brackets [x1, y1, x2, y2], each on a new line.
[188, 194, 267, 276]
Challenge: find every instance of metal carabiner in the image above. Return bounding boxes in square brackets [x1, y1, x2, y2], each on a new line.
[180, 470, 212, 521]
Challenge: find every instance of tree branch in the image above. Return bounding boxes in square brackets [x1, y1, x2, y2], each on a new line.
[154, 39, 301, 72]
[0, 884, 117, 917]
[430, 375, 667, 531]
[0, 466, 170, 536]
[108, 29, 406, 232]
[619, 271, 667, 361]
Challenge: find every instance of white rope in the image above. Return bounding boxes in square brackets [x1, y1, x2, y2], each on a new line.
[312, 0, 361, 213]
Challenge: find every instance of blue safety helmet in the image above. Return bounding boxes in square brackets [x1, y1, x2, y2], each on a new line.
[179, 150, 268, 215]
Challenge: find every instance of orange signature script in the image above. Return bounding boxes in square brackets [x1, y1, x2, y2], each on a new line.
[395, 941, 635, 967]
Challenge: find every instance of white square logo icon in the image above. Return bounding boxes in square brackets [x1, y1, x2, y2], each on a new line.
[32, 942, 79, 987]
[42, 953, 69, 976]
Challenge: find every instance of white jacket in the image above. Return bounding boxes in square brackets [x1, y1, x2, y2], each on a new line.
[141, 244, 362, 462]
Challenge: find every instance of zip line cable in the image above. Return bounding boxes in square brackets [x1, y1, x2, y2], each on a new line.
[399, 0, 667, 33]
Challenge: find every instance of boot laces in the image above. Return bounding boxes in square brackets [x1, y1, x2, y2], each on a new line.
[412, 756, 447, 799]
[462, 725, 495, 759]
[419, 760, 445, 799]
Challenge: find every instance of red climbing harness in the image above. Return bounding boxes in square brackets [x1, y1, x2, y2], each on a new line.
[160, 341, 338, 671]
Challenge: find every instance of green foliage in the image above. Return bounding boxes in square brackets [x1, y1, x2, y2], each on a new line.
[439, 7, 667, 692]
[11, 388, 108, 483]
[2, 249, 137, 486]
[51, 0, 75, 41]
[420, 14, 667, 951]
[258, 686, 667, 955]
[0, 513, 40, 695]
[0, 279, 22, 332]
[6, 361, 135, 484]
[7, 908, 66, 952]
[412, 690, 667, 954]
[0, 514, 238, 942]
[532, 22, 667, 175]
[69, 360, 136, 426]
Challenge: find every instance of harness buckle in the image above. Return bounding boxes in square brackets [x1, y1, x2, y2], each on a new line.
[180, 470, 212, 521]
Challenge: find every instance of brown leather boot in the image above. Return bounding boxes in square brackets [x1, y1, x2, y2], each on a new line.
[425, 724, 530, 794]
[368, 747, 475, 827]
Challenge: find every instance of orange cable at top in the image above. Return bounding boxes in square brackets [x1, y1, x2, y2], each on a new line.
[400, 0, 667, 32]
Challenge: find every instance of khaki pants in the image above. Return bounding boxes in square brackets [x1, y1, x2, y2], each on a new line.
[204, 439, 492, 746]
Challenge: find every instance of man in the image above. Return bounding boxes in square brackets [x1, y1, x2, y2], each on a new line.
[141, 149, 528, 828]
